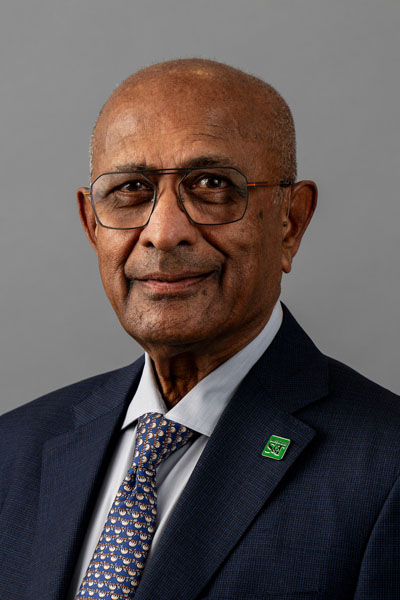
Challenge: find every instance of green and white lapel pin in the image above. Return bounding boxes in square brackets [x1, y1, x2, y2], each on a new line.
[262, 435, 291, 460]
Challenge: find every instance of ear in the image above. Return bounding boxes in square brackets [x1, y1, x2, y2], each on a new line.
[281, 180, 317, 273]
[77, 187, 99, 254]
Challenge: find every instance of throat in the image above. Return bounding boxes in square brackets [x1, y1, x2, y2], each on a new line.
[151, 357, 201, 408]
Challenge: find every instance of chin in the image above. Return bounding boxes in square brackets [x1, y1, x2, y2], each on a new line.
[121, 298, 220, 340]
[122, 313, 218, 351]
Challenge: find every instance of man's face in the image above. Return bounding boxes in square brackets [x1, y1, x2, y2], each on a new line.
[80, 80, 292, 356]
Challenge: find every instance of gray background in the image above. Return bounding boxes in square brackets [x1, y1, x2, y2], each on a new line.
[1, 0, 399, 415]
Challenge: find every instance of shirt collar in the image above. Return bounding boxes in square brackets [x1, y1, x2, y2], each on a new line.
[121, 300, 283, 436]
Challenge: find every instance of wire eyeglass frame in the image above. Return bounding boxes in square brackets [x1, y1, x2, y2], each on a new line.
[82, 166, 294, 230]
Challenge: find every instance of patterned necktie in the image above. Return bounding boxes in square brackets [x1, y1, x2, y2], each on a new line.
[76, 412, 195, 599]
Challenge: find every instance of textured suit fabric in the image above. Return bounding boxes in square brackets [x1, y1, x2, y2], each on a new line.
[1, 305, 399, 600]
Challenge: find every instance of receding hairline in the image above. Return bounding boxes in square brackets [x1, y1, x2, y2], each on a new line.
[89, 58, 297, 181]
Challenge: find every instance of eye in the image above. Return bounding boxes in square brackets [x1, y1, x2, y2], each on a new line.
[118, 179, 153, 193]
[193, 175, 231, 190]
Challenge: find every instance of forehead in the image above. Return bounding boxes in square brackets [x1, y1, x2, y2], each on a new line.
[92, 78, 272, 178]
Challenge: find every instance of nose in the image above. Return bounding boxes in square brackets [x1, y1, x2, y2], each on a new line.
[138, 179, 199, 251]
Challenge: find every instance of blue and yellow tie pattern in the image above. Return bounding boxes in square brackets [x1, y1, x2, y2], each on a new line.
[76, 412, 194, 599]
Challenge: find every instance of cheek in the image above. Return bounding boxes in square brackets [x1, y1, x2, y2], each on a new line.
[96, 231, 139, 305]
[227, 214, 282, 298]
[200, 222, 264, 313]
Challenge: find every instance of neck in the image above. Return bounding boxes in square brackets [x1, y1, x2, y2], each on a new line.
[145, 309, 275, 409]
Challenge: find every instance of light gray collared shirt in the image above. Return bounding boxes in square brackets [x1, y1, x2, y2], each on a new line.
[67, 301, 283, 598]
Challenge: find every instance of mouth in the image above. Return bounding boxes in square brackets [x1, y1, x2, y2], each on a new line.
[134, 271, 215, 294]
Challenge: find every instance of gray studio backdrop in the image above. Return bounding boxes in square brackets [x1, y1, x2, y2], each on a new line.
[1, 0, 399, 414]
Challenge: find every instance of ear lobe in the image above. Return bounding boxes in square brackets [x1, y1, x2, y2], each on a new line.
[281, 180, 317, 273]
[77, 187, 99, 253]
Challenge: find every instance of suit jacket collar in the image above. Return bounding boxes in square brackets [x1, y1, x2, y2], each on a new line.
[250, 304, 329, 414]
[71, 358, 145, 428]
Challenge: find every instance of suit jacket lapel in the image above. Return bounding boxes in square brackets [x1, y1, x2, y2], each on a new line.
[135, 307, 329, 600]
[28, 358, 144, 600]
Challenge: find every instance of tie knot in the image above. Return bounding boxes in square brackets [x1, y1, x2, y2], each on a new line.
[132, 412, 194, 471]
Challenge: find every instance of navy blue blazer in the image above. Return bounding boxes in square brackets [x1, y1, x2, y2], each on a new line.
[1, 306, 399, 599]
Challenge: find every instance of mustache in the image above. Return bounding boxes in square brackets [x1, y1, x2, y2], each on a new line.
[126, 249, 223, 281]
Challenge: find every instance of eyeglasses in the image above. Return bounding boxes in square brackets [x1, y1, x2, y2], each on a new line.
[83, 167, 293, 230]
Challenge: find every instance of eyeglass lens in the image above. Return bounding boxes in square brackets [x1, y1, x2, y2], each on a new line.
[91, 168, 248, 229]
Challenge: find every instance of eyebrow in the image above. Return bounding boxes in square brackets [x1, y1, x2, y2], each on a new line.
[113, 155, 235, 172]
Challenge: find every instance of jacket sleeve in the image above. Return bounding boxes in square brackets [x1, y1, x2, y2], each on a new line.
[353, 473, 400, 599]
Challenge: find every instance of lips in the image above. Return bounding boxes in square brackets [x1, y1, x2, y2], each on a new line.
[138, 271, 211, 282]
[135, 271, 214, 294]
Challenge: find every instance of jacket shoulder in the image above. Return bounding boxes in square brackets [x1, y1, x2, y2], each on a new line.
[326, 355, 400, 416]
[306, 355, 400, 480]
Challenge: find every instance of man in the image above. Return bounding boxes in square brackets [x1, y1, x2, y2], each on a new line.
[0, 59, 399, 600]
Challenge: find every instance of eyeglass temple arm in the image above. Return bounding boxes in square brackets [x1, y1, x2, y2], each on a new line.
[247, 180, 293, 188]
